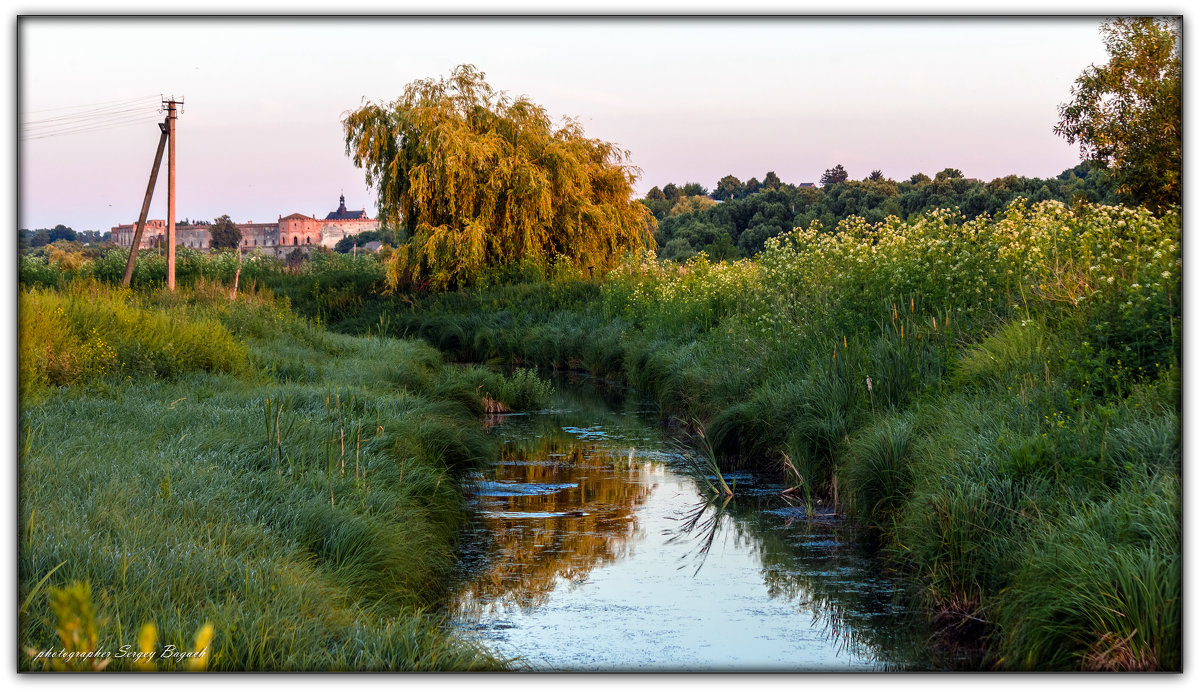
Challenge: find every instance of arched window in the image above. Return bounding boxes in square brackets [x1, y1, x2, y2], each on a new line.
[293, 236, 299, 245]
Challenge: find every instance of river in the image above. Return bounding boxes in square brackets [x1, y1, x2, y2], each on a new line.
[448, 375, 954, 671]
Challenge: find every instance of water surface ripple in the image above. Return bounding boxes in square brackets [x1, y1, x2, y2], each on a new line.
[449, 379, 937, 671]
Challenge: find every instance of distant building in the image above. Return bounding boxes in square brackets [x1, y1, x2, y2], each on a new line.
[798, 182, 816, 188]
[110, 194, 380, 258]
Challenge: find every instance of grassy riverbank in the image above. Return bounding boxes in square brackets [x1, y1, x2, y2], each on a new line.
[17, 279, 553, 670]
[286, 199, 1180, 671]
[19, 198, 1181, 670]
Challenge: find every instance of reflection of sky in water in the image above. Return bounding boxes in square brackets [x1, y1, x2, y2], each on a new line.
[450, 385, 933, 671]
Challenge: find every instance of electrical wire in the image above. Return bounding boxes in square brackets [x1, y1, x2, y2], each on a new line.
[24, 104, 161, 128]
[20, 94, 165, 141]
[22, 93, 160, 115]
[21, 115, 164, 141]
[24, 111, 161, 135]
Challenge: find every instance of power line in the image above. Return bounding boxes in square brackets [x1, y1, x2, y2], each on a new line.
[24, 112, 162, 136]
[22, 93, 160, 116]
[24, 103, 161, 128]
[25, 109, 159, 130]
[20, 93, 162, 140]
[21, 93, 164, 140]
[21, 115, 163, 141]
[23, 117, 162, 139]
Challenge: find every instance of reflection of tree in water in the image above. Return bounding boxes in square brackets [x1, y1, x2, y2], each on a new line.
[456, 431, 657, 618]
[666, 495, 757, 577]
[668, 493, 947, 670]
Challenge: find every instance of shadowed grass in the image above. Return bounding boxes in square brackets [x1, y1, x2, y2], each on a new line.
[19, 283, 506, 670]
[841, 412, 917, 536]
[993, 473, 1180, 671]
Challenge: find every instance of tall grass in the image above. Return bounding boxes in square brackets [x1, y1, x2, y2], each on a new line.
[18, 280, 505, 670]
[22, 198, 1181, 670]
[19, 281, 249, 402]
[993, 473, 1180, 671]
[841, 412, 917, 536]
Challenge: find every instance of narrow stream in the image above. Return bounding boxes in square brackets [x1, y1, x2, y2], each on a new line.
[450, 377, 946, 671]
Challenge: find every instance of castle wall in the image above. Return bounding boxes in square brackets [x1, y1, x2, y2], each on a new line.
[318, 218, 379, 248]
[278, 214, 322, 248]
[111, 219, 167, 249]
[110, 198, 379, 257]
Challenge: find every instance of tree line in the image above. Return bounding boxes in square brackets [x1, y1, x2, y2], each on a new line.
[640, 164, 1119, 261]
[19, 225, 111, 253]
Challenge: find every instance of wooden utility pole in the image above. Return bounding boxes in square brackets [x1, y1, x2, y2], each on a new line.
[165, 97, 181, 291]
[121, 119, 169, 287]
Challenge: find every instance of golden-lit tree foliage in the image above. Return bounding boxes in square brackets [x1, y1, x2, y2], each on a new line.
[344, 65, 656, 289]
[1055, 18, 1180, 214]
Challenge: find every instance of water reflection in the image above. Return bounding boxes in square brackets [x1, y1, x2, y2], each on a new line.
[451, 378, 961, 670]
[666, 495, 734, 577]
[456, 408, 660, 618]
[664, 487, 974, 670]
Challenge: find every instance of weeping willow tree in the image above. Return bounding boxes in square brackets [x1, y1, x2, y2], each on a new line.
[343, 65, 656, 289]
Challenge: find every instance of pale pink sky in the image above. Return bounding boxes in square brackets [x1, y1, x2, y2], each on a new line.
[18, 16, 1110, 232]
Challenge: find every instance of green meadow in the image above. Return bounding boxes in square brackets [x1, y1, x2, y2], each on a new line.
[17, 277, 568, 671]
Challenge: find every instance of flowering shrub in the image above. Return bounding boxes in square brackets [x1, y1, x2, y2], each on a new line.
[750, 199, 1179, 341]
[600, 200, 1179, 379]
[601, 250, 761, 335]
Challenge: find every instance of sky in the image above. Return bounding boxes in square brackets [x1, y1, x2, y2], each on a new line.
[17, 14, 1114, 232]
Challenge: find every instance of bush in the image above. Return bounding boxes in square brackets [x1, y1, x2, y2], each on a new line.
[495, 368, 553, 411]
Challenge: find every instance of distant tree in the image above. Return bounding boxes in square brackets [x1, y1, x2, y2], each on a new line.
[639, 186, 675, 221]
[704, 232, 740, 262]
[1055, 17, 1180, 213]
[681, 182, 708, 197]
[48, 224, 76, 244]
[744, 177, 761, 195]
[662, 183, 681, 203]
[208, 215, 242, 250]
[935, 168, 964, 181]
[333, 228, 399, 253]
[335, 231, 375, 254]
[660, 237, 696, 261]
[820, 164, 848, 186]
[909, 172, 931, 185]
[713, 174, 744, 201]
[762, 171, 783, 190]
[868, 169, 885, 182]
[29, 229, 51, 248]
[669, 195, 718, 217]
[343, 64, 654, 288]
